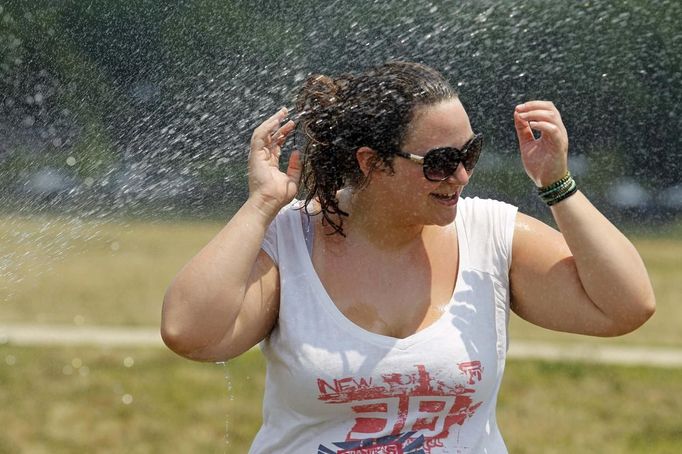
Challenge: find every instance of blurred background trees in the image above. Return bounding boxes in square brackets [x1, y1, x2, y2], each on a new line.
[1, 0, 680, 220]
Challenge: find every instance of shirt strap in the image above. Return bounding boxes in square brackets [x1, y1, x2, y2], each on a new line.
[300, 209, 314, 258]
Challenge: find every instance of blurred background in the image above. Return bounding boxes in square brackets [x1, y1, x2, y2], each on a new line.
[1, 0, 680, 452]
[2, 0, 681, 221]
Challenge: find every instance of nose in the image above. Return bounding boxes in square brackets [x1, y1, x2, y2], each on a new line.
[446, 162, 470, 184]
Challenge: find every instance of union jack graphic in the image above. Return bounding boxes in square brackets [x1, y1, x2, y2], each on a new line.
[318, 431, 425, 454]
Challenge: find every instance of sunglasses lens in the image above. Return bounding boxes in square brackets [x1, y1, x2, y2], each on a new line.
[422, 135, 484, 181]
[462, 136, 483, 171]
[424, 149, 460, 181]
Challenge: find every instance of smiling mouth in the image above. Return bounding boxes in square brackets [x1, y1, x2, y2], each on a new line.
[430, 192, 459, 202]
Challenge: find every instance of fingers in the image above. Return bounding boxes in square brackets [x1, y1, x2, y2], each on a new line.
[253, 107, 288, 138]
[516, 109, 559, 125]
[514, 110, 535, 145]
[515, 100, 556, 112]
[262, 120, 296, 163]
[516, 102, 564, 127]
[271, 120, 296, 146]
[251, 107, 290, 152]
[515, 101, 566, 141]
[286, 150, 303, 183]
[525, 120, 561, 136]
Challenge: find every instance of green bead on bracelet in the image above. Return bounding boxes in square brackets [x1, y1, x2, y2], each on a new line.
[537, 171, 572, 193]
[537, 171, 578, 206]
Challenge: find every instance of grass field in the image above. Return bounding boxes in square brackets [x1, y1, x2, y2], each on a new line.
[1, 345, 681, 453]
[1, 214, 681, 452]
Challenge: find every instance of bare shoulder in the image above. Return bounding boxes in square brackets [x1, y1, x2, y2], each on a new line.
[512, 212, 571, 261]
[510, 211, 573, 312]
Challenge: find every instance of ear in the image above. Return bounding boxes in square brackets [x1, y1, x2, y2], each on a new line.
[355, 146, 377, 177]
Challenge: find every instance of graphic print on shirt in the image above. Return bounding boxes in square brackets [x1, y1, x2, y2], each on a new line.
[316, 361, 484, 453]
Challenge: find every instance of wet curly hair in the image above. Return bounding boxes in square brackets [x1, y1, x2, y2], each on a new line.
[295, 61, 458, 235]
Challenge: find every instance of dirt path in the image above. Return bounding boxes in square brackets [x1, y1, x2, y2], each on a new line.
[2, 323, 682, 368]
[0, 323, 162, 347]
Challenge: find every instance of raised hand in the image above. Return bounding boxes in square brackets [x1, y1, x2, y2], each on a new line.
[513, 101, 569, 187]
[248, 107, 302, 215]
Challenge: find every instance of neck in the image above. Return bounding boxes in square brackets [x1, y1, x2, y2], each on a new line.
[336, 188, 427, 250]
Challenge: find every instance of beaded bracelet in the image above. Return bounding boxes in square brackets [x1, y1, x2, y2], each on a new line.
[538, 172, 572, 192]
[537, 172, 578, 206]
[546, 179, 577, 206]
[539, 175, 573, 201]
[539, 178, 575, 204]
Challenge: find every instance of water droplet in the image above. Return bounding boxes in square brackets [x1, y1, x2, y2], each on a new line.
[121, 394, 133, 405]
[66, 156, 76, 166]
[73, 315, 85, 325]
[71, 358, 82, 369]
[5, 355, 16, 366]
[79, 366, 90, 376]
[22, 115, 35, 127]
[123, 357, 135, 368]
[110, 241, 120, 251]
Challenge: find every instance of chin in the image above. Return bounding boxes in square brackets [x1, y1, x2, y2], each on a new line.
[431, 205, 459, 226]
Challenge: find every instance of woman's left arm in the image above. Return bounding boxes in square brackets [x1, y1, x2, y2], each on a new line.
[509, 101, 655, 336]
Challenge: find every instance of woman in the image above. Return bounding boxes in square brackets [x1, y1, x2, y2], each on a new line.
[161, 61, 655, 452]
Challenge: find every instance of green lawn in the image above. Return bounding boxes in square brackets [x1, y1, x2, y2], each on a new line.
[1, 345, 681, 453]
[0, 345, 261, 453]
[0, 216, 218, 326]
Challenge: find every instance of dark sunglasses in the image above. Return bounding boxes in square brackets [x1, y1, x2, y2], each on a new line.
[393, 133, 484, 182]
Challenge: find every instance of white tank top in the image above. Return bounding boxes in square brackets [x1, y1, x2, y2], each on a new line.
[251, 197, 518, 454]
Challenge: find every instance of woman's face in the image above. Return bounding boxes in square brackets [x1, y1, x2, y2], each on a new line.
[372, 98, 476, 227]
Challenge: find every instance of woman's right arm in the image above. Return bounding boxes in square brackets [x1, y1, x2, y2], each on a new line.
[161, 108, 301, 362]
